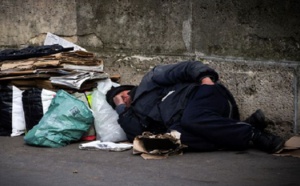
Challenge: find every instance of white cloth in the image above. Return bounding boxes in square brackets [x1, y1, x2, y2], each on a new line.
[79, 140, 133, 151]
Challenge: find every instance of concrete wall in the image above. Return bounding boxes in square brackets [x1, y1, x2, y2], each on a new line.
[76, 0, 300, 61]
[0, 0, 300, 138]
[0, 0, 77, 47]
[1, 0, 299, 60]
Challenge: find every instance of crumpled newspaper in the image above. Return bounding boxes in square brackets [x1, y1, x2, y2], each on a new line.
[79, 140, 133, 152]
[50, 71, 108, 90]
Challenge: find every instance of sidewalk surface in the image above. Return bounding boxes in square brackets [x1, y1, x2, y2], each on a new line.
[1, 136, 299, 186]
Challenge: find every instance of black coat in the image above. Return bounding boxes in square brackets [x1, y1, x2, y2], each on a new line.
[117, 61, 239, 142]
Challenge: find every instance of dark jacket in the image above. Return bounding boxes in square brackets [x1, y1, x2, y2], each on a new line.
[117, 61, 238, 142]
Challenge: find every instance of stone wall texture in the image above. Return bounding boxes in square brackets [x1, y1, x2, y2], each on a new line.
[0, 0, 300, 138]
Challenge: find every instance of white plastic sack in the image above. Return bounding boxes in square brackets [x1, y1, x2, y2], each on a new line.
[91, 79, 127, 142]
[41, 89, 57, 114]
[11, 86, 26, 137]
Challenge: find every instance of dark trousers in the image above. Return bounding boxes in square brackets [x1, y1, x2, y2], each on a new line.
[170, 85, 253, 151]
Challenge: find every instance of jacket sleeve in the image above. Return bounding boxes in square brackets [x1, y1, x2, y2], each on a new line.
[150, 61, 219, 86]
[118, 108, 145, 142]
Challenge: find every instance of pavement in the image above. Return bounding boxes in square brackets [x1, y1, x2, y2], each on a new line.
[0, 136, 300, 186]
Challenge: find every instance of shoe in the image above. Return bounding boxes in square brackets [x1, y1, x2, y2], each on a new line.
[244, 109, 268, 130]
[252, 129, 285, 153]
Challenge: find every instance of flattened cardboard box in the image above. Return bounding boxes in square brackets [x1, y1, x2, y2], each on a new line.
[275, 136, 300, 158]
[0, 59, 60, 71]
[133, 131, 187, 160]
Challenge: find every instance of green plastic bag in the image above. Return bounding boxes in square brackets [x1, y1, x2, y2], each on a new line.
[24, 90, 94, 147]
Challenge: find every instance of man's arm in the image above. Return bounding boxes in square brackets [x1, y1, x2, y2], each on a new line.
[111, 90, 144, 141]
[150, 61, 219, 86]
[118, 109, 145, 142]
[113, 93, 126, 113]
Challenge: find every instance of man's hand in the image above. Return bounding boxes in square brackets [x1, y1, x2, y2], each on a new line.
[201, 77, 215, 85]
[113, 93, 125, 106]
[113, 90, 132, 107]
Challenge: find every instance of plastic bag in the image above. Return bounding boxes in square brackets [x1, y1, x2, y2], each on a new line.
[24, 90, 93, 147]
[11, 86, 26, 136]
[72, 91, 96, 141]
[91, 79, 127, 142]
[22, 88, 56, 131]
[0, 85, 26, 136]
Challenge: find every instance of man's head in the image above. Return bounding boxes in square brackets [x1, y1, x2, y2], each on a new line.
[106, 85, 136, 108]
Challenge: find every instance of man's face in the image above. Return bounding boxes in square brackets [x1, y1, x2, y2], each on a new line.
[118, 90, 132, 107]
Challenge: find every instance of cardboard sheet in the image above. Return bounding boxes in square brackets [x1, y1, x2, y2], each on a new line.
[133, 131, 187, 160]
[274, 136, 300, 158]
